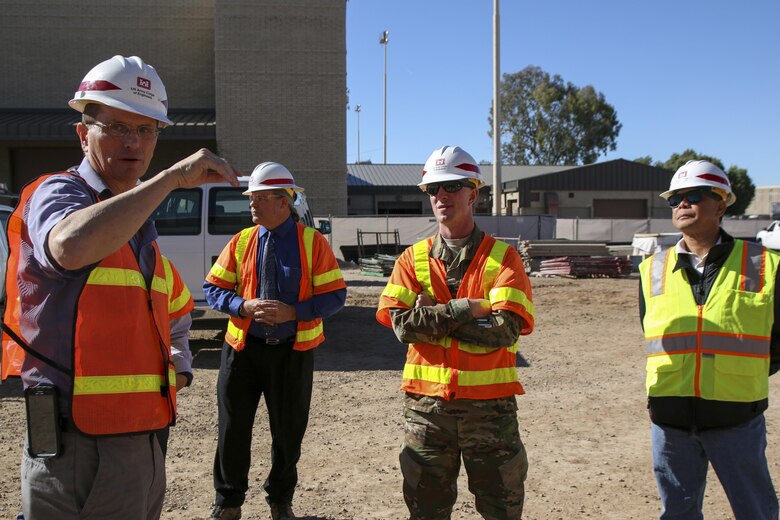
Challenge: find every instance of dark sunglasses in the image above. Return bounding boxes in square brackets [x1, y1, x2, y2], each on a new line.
[425, 181, 473, 196]
[667, 187, 721, 208]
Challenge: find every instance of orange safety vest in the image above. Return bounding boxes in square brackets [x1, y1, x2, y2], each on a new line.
[376, 234, 535, 400]
[205, 222, 345, 352]
[2, 172, 179, 435]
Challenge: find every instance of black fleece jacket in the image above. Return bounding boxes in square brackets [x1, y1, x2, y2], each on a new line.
[638, 230, 780, 430]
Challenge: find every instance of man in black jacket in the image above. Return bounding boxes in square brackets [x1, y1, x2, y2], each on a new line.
[638, 160, 780, 520]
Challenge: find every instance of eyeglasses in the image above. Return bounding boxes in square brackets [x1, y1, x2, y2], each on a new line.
[424, 181, 473, 196]
[667, 187, 722, 208]
[87, 121, 161, 140]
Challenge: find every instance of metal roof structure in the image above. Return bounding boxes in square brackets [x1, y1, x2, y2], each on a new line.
[0, 108, 216, 141]
[347, 159, 674, 200]
[347, 163, 574, 191]
[502, 159, 672, 192]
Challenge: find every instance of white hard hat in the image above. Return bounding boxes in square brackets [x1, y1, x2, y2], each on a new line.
[660, 160, 735, 207]
[418, 145, 484, 190]
[242, 162, 304, 195]
[68, 55, 173, 127]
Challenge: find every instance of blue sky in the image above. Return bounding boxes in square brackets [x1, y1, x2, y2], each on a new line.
[345, 0, 779, 187]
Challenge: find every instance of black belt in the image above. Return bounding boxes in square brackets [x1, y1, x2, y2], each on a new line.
[247, 335, 295, 346]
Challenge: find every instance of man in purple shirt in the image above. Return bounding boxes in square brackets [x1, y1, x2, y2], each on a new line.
[12, 55, 239, 520]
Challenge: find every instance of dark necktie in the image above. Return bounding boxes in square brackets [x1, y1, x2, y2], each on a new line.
[259, 232, 278, 301]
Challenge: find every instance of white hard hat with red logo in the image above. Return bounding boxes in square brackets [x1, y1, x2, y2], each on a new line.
[68, 55, 173, 127]
[660, 160, 735, 207]
[418, 145, 484, 190]
[243, 162, 304, 195]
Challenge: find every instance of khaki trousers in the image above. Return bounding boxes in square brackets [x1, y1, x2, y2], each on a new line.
[22, 430, 165, 520]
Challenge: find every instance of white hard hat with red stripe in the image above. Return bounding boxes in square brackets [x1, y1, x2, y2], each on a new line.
[660, 160, 736, 207]
[243, 162, 304, 195]
[68, 55, 173, 127]
[418, 145, 484, 190]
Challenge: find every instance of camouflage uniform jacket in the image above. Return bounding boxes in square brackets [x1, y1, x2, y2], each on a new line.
[389, 225, 523, 415]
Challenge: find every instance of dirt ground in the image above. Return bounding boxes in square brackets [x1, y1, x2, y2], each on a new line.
[2, 266, 779, 519]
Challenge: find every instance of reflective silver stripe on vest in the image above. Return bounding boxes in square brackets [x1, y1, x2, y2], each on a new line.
[647, 334, 769, 356]
[742, 241, 764, 293]
[650, 249, 669, 297]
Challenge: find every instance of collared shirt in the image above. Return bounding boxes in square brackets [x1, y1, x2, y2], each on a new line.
[674, 236, 722, 274]
[21, 157, 192, 408]
[203, 215, 347, 340]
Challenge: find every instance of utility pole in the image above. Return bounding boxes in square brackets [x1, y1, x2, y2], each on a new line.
[379, 30, 389, 164]
[492, 0, 502, 216]
[355, 104, 362, 163]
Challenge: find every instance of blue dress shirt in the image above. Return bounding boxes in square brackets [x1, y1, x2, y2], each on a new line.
[204, 216, 346, 340]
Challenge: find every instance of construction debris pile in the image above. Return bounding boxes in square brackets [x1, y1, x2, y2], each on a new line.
[518, 240, 634, 278]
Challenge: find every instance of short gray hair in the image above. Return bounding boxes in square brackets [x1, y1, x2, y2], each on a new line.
[277, 190, 299, 222]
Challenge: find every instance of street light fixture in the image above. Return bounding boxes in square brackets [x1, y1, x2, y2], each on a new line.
[379, 30, 389, 164]
[355, 104, 362, 163]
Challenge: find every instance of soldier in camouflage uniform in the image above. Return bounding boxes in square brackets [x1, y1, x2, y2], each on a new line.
[376, 146, 536, 520]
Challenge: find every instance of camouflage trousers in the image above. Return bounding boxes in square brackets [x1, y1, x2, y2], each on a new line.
[399, 404, 528, 520]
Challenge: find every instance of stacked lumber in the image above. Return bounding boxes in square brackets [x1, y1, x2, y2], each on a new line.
[518, 240, 611, 273]
[358, 254, 397, 277]
[537, 256, 633, 277]
[519, 240, 612, 258]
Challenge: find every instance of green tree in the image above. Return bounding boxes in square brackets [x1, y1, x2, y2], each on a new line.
[724, 166, 754, 216]
[661, 149, 755, 216]
[633, 156, 655, 166]
[489, 66, 622, 165]
[661, 149, 723, 173]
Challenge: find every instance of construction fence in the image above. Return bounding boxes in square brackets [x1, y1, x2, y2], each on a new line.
[555, 218, 772, 242]
[319, 215, 556, 262]
[315, 215, 772, 263]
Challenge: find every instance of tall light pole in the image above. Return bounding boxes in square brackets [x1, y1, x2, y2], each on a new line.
[379, 30, 389, 164]
[492, 0, 502, 216]
[355, 104, 362, 163]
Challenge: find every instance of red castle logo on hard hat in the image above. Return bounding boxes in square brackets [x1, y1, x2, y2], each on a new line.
[137, 77, 151, 90]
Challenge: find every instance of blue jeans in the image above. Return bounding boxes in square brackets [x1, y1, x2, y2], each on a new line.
[652, 414, 778, 520]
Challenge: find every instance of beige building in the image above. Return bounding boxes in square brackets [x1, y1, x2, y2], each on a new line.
[0, 0, 347, 215]
[745, 186, 780, 217]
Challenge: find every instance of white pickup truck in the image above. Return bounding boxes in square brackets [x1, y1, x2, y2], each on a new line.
[152, 179, 330, 303]
[756, 220, 780, 251]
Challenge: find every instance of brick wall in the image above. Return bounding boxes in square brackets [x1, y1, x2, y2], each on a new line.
[0, 0, 215, 109]
[0, 0, 346, 214]
[214, 0, 347, 215]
